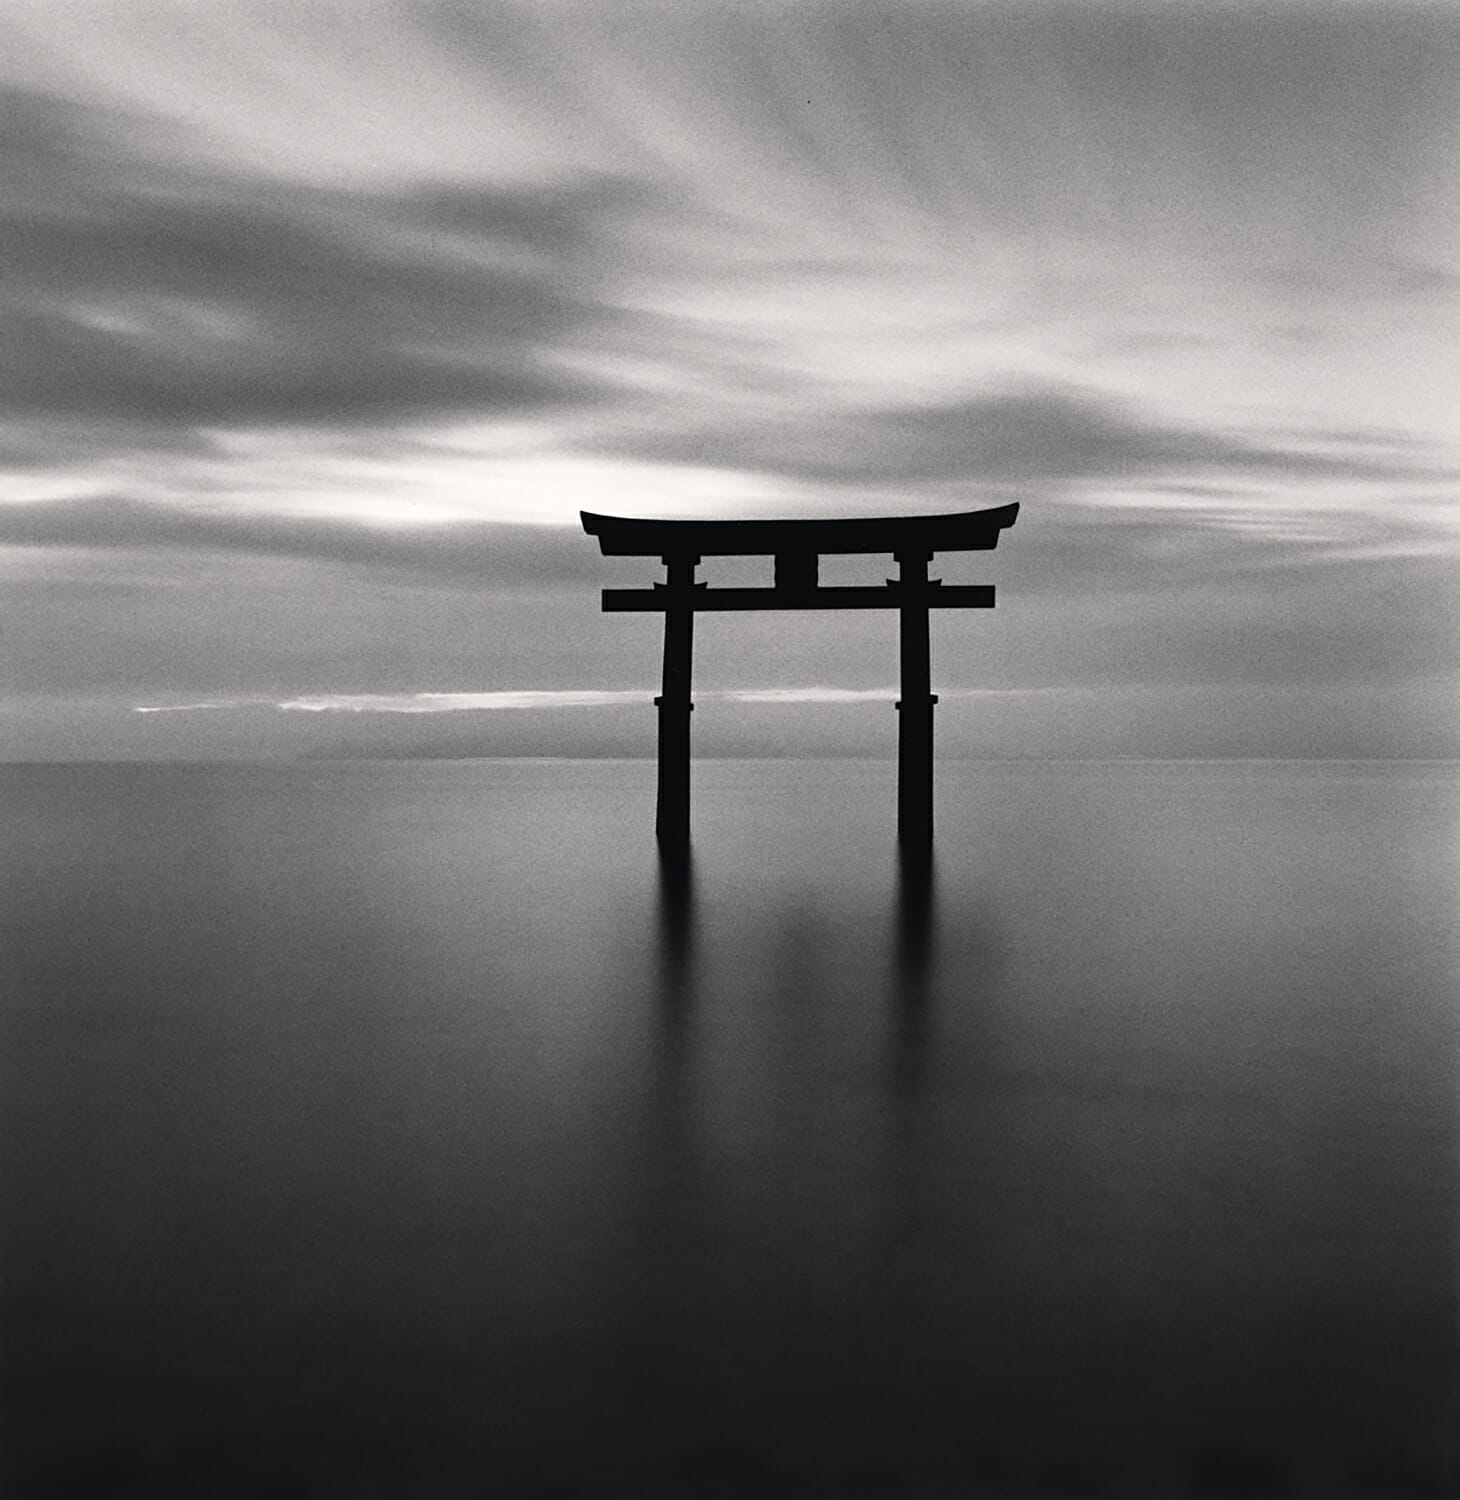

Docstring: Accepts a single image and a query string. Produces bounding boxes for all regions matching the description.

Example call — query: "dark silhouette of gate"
[581,504,1019,847]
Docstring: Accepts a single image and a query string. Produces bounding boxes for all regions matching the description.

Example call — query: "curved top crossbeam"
[581,503,1018,558]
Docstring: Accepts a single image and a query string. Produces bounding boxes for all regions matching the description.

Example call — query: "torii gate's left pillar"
[655,554,697,847]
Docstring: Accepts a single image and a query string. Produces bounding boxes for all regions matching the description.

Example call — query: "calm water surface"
[4,759,1458,1497]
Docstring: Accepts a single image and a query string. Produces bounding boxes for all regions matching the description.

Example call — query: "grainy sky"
[3,0,1457,759]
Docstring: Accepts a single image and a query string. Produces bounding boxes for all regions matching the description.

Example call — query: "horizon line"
[5,755,1457,768]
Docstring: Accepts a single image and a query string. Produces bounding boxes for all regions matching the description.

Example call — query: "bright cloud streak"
[277,691,650,713]
[133,700,254,715]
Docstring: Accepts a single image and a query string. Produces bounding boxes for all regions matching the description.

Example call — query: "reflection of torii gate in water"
[581,504,1019,848]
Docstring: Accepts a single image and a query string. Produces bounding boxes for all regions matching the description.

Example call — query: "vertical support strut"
[655,553,697,847]
[895,550,936,846]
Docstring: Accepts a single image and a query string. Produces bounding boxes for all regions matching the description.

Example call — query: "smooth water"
[3,759,1458,1497]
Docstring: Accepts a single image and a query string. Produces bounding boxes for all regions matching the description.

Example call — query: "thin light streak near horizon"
[132,687,1069,715]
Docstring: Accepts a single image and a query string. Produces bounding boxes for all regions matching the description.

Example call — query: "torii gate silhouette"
[582,503,1019,847]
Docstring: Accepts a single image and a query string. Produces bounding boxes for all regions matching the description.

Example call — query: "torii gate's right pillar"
[896,550,936,847]
[654,553,697,848]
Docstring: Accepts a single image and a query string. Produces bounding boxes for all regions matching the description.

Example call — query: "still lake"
[3,758,1458,1498]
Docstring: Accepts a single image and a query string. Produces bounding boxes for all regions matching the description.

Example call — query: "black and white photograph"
[2,2,1458,1495]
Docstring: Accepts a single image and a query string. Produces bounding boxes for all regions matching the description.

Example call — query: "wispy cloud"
[597,384,1450,493]
[1,88,656,434]
[0,496,610,586]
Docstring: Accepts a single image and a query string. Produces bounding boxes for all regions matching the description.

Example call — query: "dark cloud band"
[2,87,658,429]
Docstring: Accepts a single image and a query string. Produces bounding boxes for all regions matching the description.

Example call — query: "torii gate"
[581,503,1019,847]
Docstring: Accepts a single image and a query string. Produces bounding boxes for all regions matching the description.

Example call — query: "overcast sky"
[2,0,1457,759]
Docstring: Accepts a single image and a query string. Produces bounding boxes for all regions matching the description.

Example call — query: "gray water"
[3,759,1457,1497]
